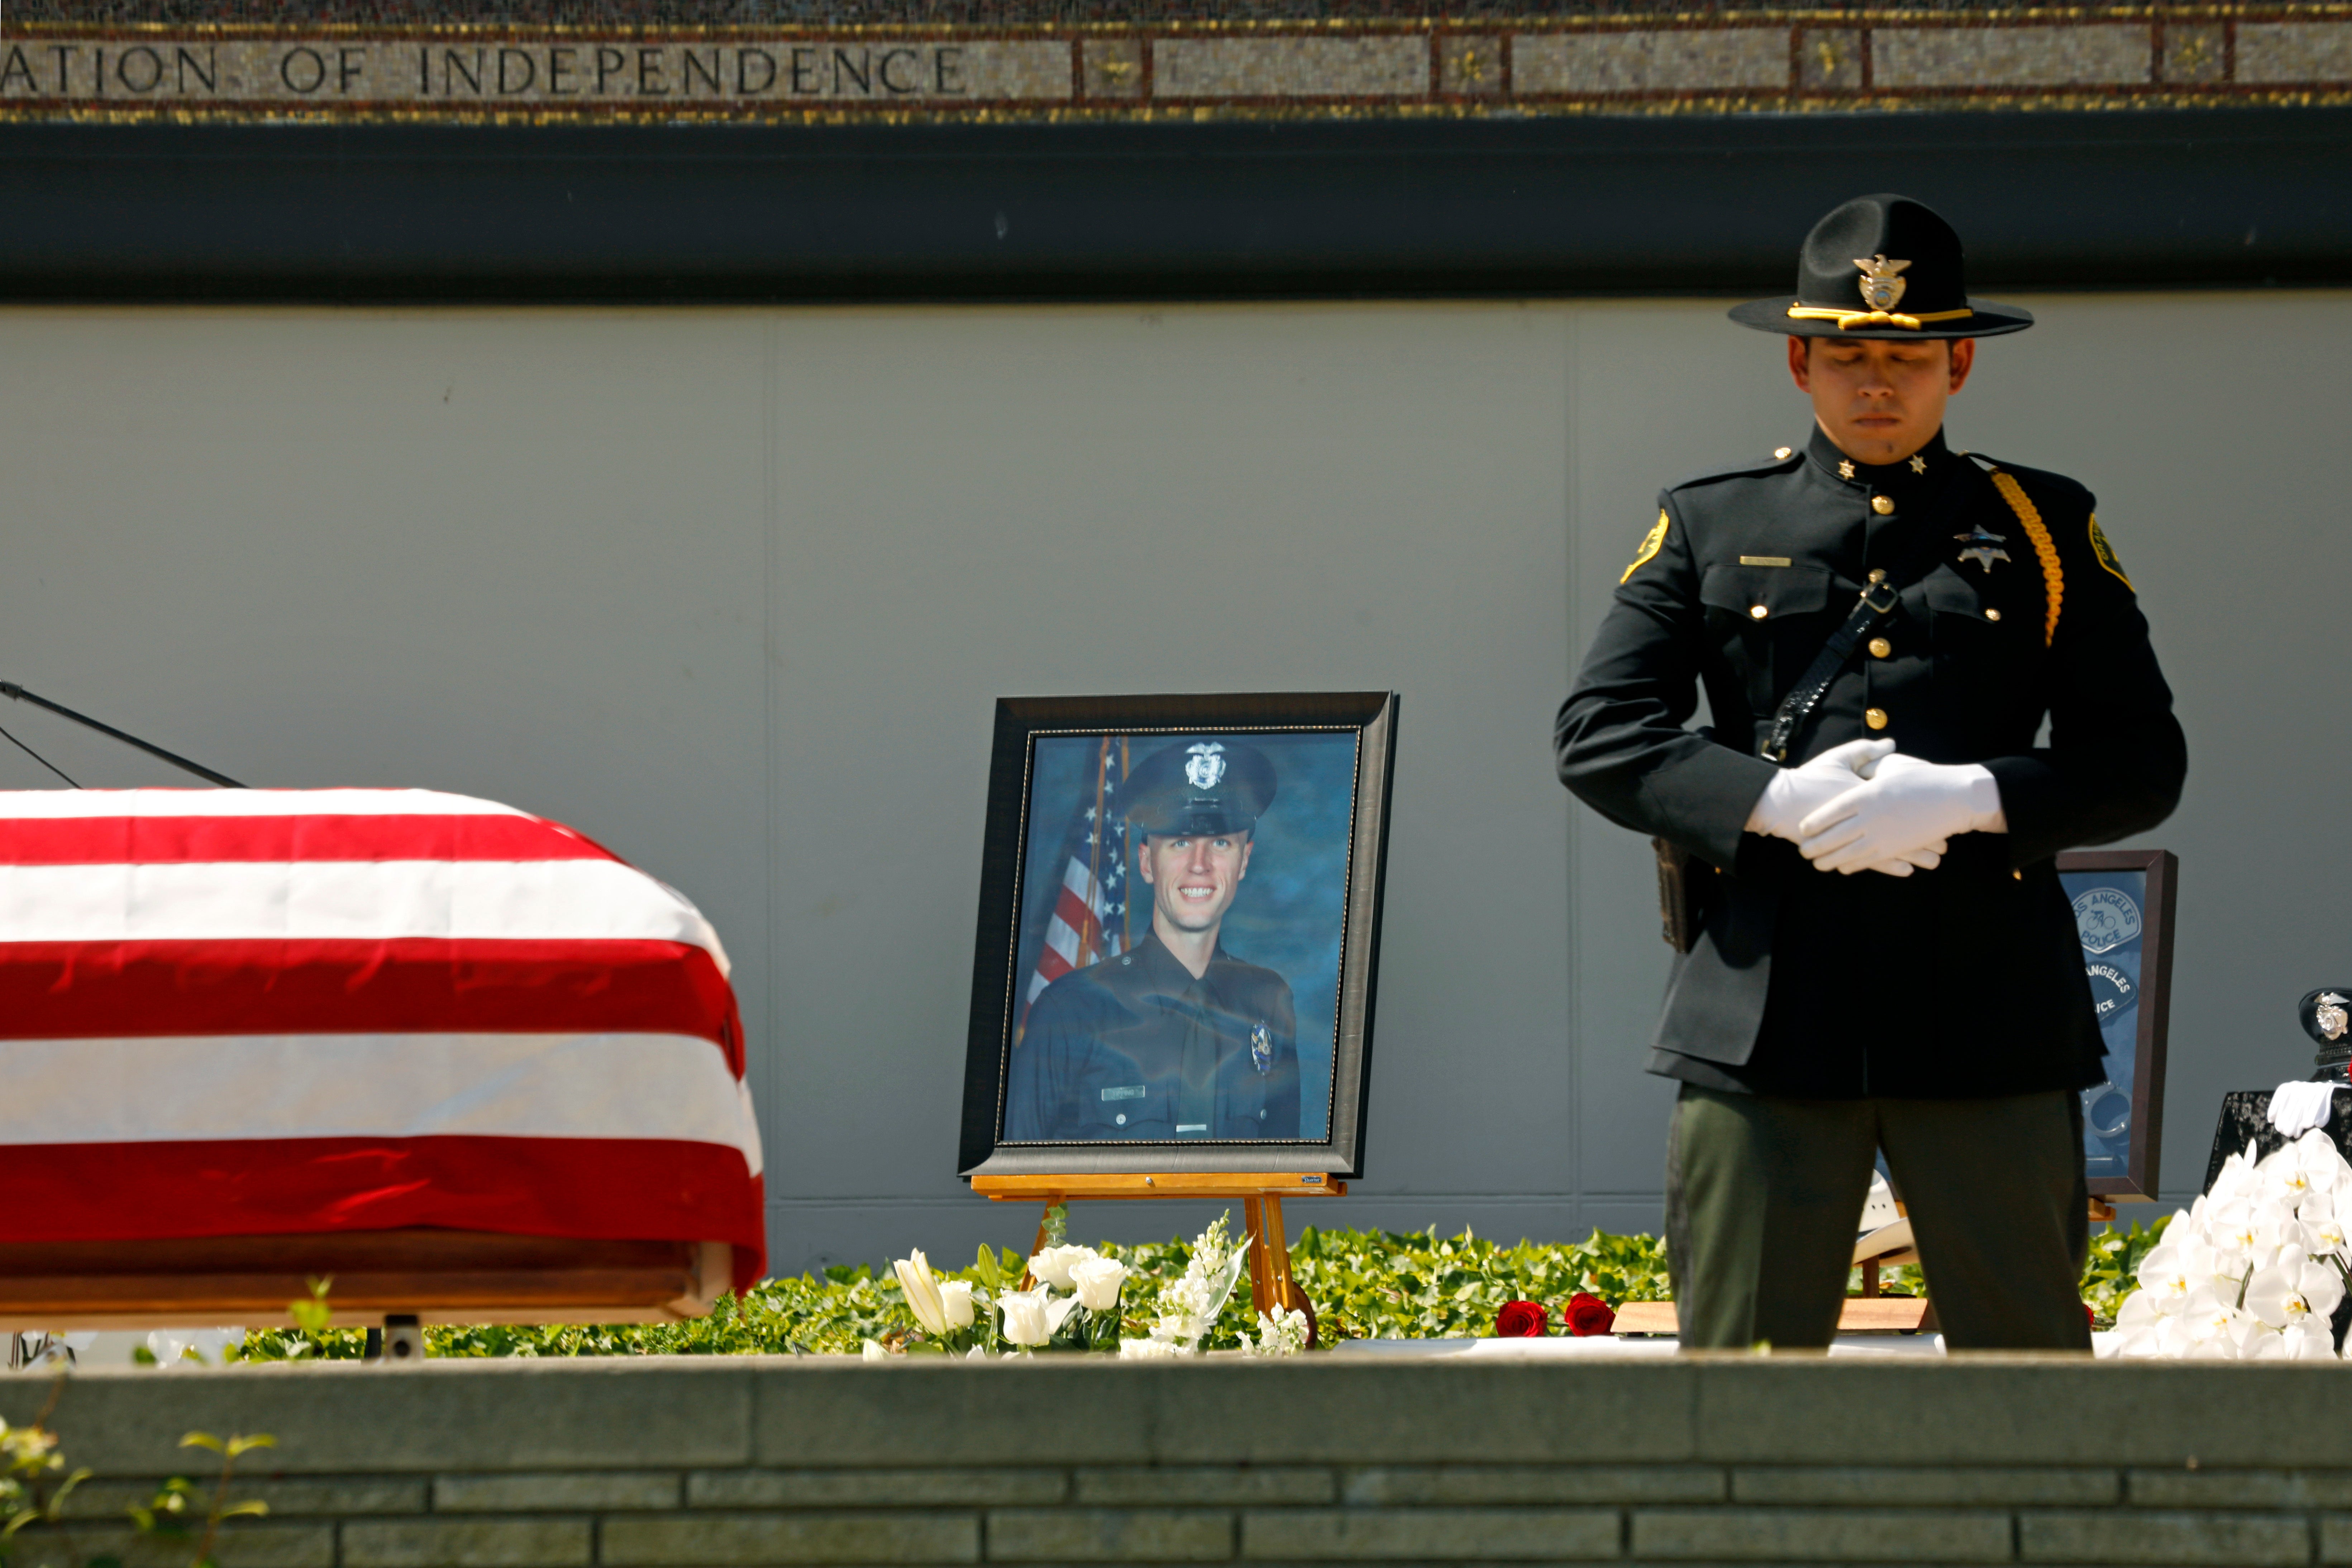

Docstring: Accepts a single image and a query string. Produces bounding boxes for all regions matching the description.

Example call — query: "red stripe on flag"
[0,1137,766,1292]
[0,940,742,1073]
[1035,944,1072,983]
[0,815,619,866]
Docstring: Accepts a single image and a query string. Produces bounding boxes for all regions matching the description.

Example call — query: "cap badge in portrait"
[1251,1021,1273,1074]
[1184,743,1228,791]
[2319,993,2350,1043]
[1856,254,1909,313]
[1953,525,2011,575]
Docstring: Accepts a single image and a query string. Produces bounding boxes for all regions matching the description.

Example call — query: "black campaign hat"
[1123,739,1277,837]
[1729,194,2034,341]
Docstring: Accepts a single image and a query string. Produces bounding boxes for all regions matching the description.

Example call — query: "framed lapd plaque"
[957,692,1398,1181]
[2057,849,2178,1202]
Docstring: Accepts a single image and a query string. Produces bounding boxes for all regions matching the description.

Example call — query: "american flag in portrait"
[1015,737,1133,1041]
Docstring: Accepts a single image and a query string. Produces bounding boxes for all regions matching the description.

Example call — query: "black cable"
[0,723,79,788]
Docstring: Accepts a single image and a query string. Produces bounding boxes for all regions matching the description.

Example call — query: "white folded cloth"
[2268,1079,2342,1136]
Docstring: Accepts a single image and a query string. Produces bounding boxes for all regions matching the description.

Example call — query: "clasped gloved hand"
[1796,750,2008,875]
[1744,739,1940,877]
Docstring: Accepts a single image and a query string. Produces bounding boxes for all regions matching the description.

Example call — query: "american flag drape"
[1014,737,1131,1041]
[0,788,765,1291]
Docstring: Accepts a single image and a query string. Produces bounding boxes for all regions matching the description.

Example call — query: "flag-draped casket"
[0,789,765,1306]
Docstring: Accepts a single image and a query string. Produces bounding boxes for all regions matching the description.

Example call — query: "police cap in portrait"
[1122,739,1278,838]
[1728,193,2035,341]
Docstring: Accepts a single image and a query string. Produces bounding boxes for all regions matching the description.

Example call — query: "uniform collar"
[1805,425,1955,494]
[1131,929,1226,987]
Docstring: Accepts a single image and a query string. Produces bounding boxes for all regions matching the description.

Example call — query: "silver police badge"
[2072,887,2143,955]
[1250,1021,1273,1074]
[1952,525,2011,575]
[1184,743,1227,791]
[1855,254,1910,313]
[2318,993,2350,1043]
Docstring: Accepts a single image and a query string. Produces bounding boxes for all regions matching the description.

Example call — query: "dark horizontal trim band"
[2,107,2348,303]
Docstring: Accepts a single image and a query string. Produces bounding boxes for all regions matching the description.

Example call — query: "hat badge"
[2320,992,2350,1043]
[1183,743,1227,791]
[1855,254,1910,313]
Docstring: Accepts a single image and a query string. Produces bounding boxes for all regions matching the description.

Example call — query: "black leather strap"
[1759,576,1900,762]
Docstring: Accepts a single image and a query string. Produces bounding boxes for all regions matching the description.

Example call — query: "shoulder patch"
[2088,515,2134,591]
[1621,510,1669,584]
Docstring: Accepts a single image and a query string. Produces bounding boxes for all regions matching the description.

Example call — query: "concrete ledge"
[4,1355,2349,1567]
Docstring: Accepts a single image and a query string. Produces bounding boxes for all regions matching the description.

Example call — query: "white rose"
[938,1279,976,1330]
[1069,1257,1127,1311]
[1028,1245,1099,1291]
[999,1287,1053,1347]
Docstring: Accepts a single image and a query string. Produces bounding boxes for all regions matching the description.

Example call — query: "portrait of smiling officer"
[1002,739,1301,1144]
[1555,194,2186,1351]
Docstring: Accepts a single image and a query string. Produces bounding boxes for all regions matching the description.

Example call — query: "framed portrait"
[2057,848,2177,1202]
[958,692,1398,1181]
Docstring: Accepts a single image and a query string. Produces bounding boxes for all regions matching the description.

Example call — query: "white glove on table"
[2270,1080,2342,1137]
[1745,739,1938,877]
[1797,752,2007,875]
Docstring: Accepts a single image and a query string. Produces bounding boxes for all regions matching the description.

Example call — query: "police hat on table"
[1123,739,1277,838]
[1728,194,2034,341]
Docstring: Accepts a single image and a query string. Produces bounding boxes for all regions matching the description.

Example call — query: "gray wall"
[0,296,2335,1275]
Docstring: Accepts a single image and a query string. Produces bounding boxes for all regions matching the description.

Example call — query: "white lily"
[892,1250,951,1338]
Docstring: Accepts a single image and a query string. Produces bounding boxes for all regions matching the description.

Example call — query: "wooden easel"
[969,1171,1345,1343]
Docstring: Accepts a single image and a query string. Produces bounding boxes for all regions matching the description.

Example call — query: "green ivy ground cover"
[232,1217,2171,1361]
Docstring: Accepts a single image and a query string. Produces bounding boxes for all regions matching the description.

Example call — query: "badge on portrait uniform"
[1251,1021,1273,1074]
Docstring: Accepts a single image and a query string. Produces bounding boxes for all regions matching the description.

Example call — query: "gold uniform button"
[1871,495,1895,515]
[1867,637,1892,659]
[1865,707,1889,730]
[1749,604,1769,620]
[1985,607,2003,622]
[1774,447,1793,459]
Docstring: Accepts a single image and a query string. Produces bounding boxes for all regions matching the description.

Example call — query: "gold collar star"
[1909,454,1928,475]
[1838,459,1856,481]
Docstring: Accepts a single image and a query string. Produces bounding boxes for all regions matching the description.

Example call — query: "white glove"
[1797,752,2007,875]
[1746,739,1937,877]
[1745,739,1894,840]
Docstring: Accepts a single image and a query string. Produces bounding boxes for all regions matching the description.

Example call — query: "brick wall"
[6,1357,2350,1567]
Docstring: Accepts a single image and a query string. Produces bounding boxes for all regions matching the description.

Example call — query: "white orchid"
[2270,1131,2343,1204]
[1117,1336,1183,1359]
[2245,1245,2346,1330]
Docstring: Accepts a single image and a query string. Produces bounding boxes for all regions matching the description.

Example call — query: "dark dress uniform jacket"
[1555,428,2186,1098]
[1003,930,1301,1141]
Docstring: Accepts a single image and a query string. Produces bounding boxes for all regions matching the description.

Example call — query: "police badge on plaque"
[2057,850,2178,1202]
[957,691,1399,1183]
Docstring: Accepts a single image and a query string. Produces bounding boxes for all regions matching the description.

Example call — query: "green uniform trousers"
[1665,1086,2093,1352]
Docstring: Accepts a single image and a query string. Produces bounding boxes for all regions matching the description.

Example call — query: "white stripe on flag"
[0,1031,762,1173]
[0,788,529,820]
[1044,912,1080,966]
[1026,972,1050,1004]
[0,860,729,972]
[1061,855,1103,910]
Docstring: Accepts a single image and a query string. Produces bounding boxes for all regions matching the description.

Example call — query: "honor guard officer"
[1003,739,1301,1144]
[1555,195,2186,1351]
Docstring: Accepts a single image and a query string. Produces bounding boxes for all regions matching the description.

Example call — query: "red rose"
[1494,1300,1547,1337]
[1564,1292,1616,1336]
